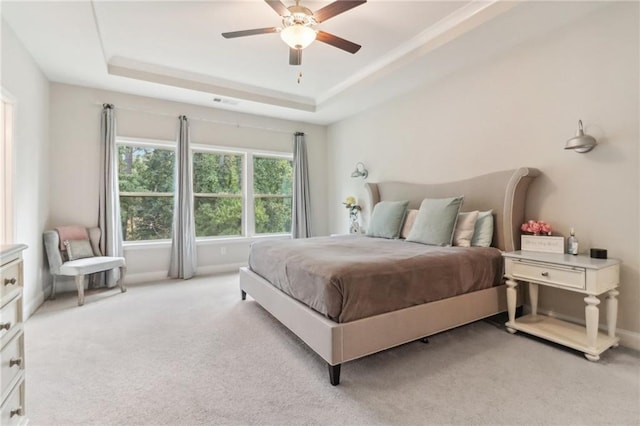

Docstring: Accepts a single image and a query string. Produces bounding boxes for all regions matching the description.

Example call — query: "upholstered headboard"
[364,167,540,252]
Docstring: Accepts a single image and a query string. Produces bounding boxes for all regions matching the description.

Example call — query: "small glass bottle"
[567,228,579,255]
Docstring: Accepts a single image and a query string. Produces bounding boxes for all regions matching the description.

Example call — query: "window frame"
[117,137,293,246]
[251,152,294,237]
[191,146,245,240]
[116,137,177,245]
[191,143,293,241]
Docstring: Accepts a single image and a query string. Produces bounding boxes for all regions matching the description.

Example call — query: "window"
[118,142,175,241]
[117,138,293,242]
[193,151,243,237]
[253,155,293,235]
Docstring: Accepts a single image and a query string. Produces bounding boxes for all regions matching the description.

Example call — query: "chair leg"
[119,265,127,293]
[75,275,86,306]
[50,276,57,300]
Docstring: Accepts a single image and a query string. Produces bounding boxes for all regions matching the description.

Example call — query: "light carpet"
[25,273,640,425]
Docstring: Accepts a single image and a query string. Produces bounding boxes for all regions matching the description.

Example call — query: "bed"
[239,167,539,385]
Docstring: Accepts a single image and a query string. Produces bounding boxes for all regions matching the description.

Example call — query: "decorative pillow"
[453,211,480,247]
[400,209,418,239]
[471,210,494,247]
[366,200,409,239]
[64,239,95,260]
[406,196,464,246]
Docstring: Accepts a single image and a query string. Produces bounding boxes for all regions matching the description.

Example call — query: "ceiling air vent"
[213,97,239,106]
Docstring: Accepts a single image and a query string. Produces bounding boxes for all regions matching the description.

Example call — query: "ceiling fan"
[221,0,367,66]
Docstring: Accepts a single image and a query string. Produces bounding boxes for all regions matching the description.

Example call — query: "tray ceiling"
[1,1,607,124]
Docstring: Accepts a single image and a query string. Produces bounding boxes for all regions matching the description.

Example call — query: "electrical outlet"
[220,247,227,255]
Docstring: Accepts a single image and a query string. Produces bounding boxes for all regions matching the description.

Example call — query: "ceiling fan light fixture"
[280,24,317,49]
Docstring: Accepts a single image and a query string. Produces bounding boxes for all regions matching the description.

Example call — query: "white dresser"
[0,244,27,425]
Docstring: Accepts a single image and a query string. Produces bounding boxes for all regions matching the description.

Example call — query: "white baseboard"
[24,289,46,320]
[197,262,246,275]
[533,307,640,352]
[48,264,247,288]
[124,271,170,285]
[124,263,247,285]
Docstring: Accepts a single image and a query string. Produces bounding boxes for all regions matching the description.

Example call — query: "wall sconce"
[350,162,368,179]
[564,120,597,153]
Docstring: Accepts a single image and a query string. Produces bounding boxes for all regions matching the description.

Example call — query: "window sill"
[123,240,171,250]
[123,234,291,250]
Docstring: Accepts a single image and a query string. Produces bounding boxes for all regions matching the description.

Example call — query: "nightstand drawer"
[512,260,585,290]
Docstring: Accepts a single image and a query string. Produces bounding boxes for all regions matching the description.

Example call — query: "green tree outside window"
[118,145,174,241]
[118,142,293,241]
[193,152,243,237]
[254,156,292,234]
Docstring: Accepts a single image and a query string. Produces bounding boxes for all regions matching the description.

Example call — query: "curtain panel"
[168,115,198,279]
[98,103,124,287]
[291,132,311,238]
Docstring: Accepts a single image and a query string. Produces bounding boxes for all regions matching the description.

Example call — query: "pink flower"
[521,220,553,235]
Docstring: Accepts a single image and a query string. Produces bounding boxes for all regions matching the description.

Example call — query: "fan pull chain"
[297,71,303,84]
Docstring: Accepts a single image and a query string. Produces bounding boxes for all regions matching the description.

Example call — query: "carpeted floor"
[25,273,640,425]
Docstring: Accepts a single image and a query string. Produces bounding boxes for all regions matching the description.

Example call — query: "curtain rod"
[93,102,303,135]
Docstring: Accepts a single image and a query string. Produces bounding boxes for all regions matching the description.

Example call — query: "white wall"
[49,83,328,286]
[327,3,639,344]
[1,20,51,318]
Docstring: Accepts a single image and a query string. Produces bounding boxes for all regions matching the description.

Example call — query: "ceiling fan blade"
[265,0,290,16]
[289,48,302,66]
[222,27,279,38]
[316,31,361,54]
[313,0,366,23]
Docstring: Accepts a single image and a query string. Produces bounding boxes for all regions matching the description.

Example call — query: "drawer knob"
[10,407,23,417]
[4,277,17,286]
[541,272,549,277]
[0,322,10,330]
[9,357,22,368]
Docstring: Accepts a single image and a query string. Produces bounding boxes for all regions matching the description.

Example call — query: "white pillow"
[453,211,480,247]
[400,209,418,239]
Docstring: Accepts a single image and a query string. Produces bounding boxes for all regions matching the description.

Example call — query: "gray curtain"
[168,115,197,279]
[291,132,311,238]
[98,104,123,287]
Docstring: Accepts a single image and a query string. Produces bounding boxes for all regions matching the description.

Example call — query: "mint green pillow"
[471,210,494,247]
[366,200,409,239]
[406,197,464,246]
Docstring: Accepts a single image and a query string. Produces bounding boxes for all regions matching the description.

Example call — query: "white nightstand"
[503,250,621,361]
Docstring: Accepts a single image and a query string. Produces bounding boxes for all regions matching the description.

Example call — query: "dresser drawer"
[0,260,22,300]
[0,297,20,340]
[0,331,24,399]
[512,260,586,290]
[0,377,25,426]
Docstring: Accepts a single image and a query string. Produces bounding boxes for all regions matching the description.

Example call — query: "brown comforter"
[248,235,503,323]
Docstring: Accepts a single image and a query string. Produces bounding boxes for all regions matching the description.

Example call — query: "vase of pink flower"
[520,220,564,253]
[521,220,552,236]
